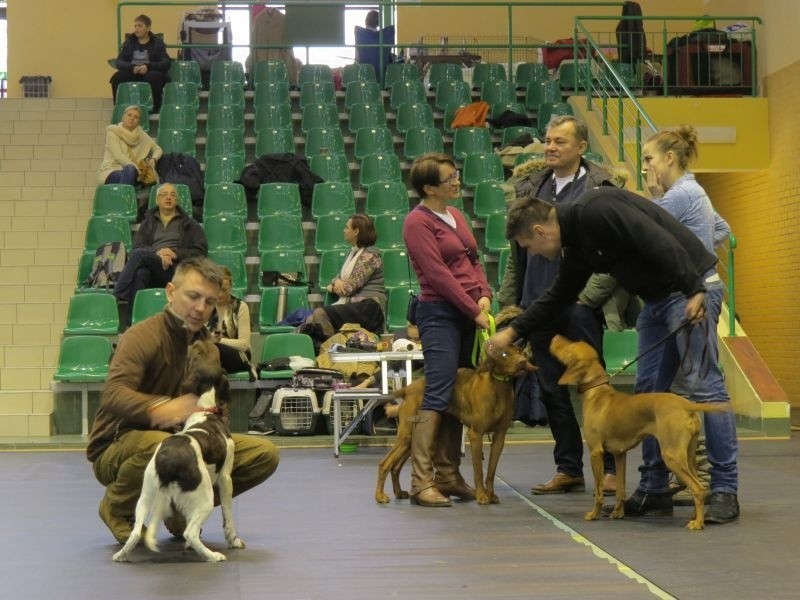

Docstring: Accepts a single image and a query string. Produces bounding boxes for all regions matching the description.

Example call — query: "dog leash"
[471,312,496,367]
[607,320,693,379]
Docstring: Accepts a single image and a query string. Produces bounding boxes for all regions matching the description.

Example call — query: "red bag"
[450,101,490,129]
[542,38,588,69]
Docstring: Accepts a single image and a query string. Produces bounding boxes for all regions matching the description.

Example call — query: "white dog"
[113,342,244,562]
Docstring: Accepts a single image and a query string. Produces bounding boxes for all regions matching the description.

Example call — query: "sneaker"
[247,421,275,435]
[621,490,673,516]
[704,492,740,524]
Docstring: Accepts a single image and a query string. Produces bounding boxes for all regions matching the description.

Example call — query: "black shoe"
[247,421,275,435]
[621,490,673,516]
[704,492,740,524]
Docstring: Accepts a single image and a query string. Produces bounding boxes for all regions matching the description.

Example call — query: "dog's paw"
[375,493,391,503]
[584,510,601,521]
[489,494,500,504]
[111,551,129,562]
[476,493,491,505]
[206,551,227,562]
[229,537,245,549]
[686,520,705,531]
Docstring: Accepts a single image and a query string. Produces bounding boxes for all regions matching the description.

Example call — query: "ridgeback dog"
[550,334,730,530]
[375,343,536,505]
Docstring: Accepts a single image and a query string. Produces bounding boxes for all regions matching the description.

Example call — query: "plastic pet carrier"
[269,387,321,435]
[321,390,365,436]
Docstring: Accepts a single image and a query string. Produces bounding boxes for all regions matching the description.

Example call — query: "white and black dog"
[113,340,244,562]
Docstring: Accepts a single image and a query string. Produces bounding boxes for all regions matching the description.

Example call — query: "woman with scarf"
[97,104,162,187]
[208,266,257,379]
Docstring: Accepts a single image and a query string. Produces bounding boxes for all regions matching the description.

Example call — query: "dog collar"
[492,373,512,383]
[578,376,610,393]
[195,406,222,415]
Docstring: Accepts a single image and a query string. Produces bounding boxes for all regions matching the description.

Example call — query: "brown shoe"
[98,496,133,544]
[531,472,585,495]
[602,473,617,496]
[436,480,476,501]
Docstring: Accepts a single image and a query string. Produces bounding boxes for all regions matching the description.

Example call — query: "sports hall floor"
[0,426,797,600]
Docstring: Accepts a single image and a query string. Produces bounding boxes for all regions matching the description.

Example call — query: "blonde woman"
[97,104,162,186]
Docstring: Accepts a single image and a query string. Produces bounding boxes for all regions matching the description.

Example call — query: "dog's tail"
[688,401,732,415]
[384,403,400,419]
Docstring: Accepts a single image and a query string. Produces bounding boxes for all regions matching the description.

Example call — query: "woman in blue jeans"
[403,153,493,507]
[630,125,740,524]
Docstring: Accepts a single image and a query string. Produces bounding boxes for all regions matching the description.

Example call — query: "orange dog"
[550,335,729,530]
[375,344,535,505]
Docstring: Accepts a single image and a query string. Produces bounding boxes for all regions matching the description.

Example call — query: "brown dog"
[550,335,729,530]
[375,344,536,505]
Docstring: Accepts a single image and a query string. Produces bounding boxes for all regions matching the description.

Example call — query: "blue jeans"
[416,300,476,412]
[634,281,739,494]
[528,303,612,476]
[105,164,138,186]
[113,247,175,305]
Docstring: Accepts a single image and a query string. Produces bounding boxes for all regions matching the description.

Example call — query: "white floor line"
[495,475,677,600]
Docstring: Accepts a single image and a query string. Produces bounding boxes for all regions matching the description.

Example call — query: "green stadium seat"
[344,80,382,110]
[384,62,419,90]
[131,288,168,324]
[301,102,340,133]
[208,250,248,298]
[252,59,289,85]
[257,182,302,218]
[53,335,112,382]
[434,79,471,112]
[148,183,193,214]
[314,214,350,252]
[304,126,345,157]
[381,248,415,288]
[603,329,639,375]
[258,250,308,292]
[395,102,435,134]
[385,286,418,331]
[254,80,291,107]
[373,213,405,249]
[158,103,198,133]
[169,60,202,86]
[317,249,349,287]
[342,63,377,87]
[158,128,196,156]
[254,102,292,132]
[209,60,246,87]
[258,288,312,335]
[537,101,574,132]
[63,294,119,335]
[203,214,247,252]
[299,80,335,108]
[205,127,244,159]
[428,62,463,90]
[480,79,515,106]
[115,81,154,111]
[203,183,247,219]
[403,126,444,162]
[208,82,245,108]
[311,181,355,219]
[354,126,394,161]
[389,79,426,110]
[256,127,295,155]
[473,181,507,219]
[258,332,315,378]
[584,151,605,164]
[162,81,200,111]
[472,63,507,89]
[347,102,387,134]
[497,246,510,288]
[75,253,105,294]
[462,153,504,188]
[442,102,467,134]
[111,104,150,131]
[92,184,137,222]
[525,79,561,110]
[452,126,492,160]
[206,103,245,131]
[258,214,305,252]
[359,153,402,188]
[309,153,350,183]
[483,213,508,253]
[558,59,593,91]
[514,62,550,89]
[204,155,245,185]
[83,215,132,252]
[298,64,334,86]
[365,181,409,217]
[500,125,539,146]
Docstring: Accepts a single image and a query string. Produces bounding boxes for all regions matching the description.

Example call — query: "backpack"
[83,242,127,290]
[155,153,205,206]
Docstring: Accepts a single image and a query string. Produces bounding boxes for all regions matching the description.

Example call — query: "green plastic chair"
[210,60,246,88]
[537,101,574,132]
[389,79,426,110]
[489,102,530,132]
[500,125,539,146]
[92,184,137,222]
[205,127,244,160]
[309,153,351,183]
[162,81,200,111]
[148,183,193,214]
[395,102,435,134]
[514,152,544,167]
[359,153,402,188]
[204,155,245,185]
[342,63,377,87]
[131,288,168,324]
[254,102,292,132]
[111,104,150,132]
[497,246,510,288]
[354,126,395,161]
[208,82,245,108]
[347,102,387,134]
[258,214,305,252]
[63,293,119,335]
[483,213,508,253]
[344,80,382,111]
[169,60,202,86]
[385,286,418,332]
[257,182,302,218]
[473,181,507,219]
[525,79,561,111]
[311,182,355,219]
[442,103,467,134]
[462,153,504,188]
[382,248,415,289]
[480,79,515,106]
[299,80,335,108]
[83,215,132,252]
[384,62,419,90]
[158,103,198,134]
[314,214,350,252]
[403,126,443,162]
[373,213,405,249]
[301,102,340,133]
[254,80,291,107]
[365,181,409,217]
[252,60,289,85]
[208,250,248,298]
[53,335,112,382]
[258,289,311,335]
[75,253,106,294]
[203,214,247,252]
[428,62,464,90]
[304,126,345,157]
[256,127,295,155]
[258,333,315,378]
[434,79,471,111]
[606,61,638,89]
[514,62,550,89]
[603,329,639,375]
[206,103,245,131]
[258,250,308,292]
[298,64,334,87]
[203,183,247,219]
[452,126,492,160]
[318,249,349,286]
[558,59,593,91]
[472,63,507,89]
[158,128,196,156]
[115,81,154,112]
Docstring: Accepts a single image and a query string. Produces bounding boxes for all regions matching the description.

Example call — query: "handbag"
[406,293,419,326]
[136,159,158,186]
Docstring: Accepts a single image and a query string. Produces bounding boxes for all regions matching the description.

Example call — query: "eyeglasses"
[439,170,460,185]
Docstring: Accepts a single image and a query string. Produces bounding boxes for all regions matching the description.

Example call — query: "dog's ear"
[217,373,231,406]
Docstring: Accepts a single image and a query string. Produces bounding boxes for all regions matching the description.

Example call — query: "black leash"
[607,320,694,379]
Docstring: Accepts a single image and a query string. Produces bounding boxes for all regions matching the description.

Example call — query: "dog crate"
[20,75,52,98]
[269,387,321,435]
[321,390,364,436]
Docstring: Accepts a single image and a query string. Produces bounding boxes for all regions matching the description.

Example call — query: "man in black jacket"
[114,183,207,328]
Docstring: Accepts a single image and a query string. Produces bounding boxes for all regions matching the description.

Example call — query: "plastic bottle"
[275,286,287,323]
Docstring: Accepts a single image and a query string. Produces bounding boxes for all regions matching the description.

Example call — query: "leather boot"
[434,413,475,501]
[409,410,451,507]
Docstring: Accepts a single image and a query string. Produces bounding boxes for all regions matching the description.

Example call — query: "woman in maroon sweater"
[403,153,493,507]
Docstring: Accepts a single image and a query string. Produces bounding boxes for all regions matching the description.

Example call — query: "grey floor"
[1,434,797,600]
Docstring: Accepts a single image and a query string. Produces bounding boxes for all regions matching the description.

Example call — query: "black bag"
[260,270,312,288]
[292,368,344,390]
[406,293,419,326]
[155,152,205,206]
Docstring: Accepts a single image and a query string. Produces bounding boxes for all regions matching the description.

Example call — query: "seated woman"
[305,214,386,337]
[97,104,162,186]
[208,266,256,378]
